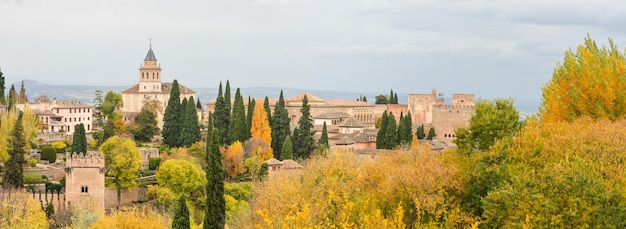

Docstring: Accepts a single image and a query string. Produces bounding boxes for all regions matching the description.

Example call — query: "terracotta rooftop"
[121,82,196,94]
[338,116,365,128]
[286,93,326,104]
[264,158,283,166]
[281,159,303,169]
[315,112,350,119]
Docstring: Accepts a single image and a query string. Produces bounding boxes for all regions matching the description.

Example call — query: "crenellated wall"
[65,151,105,211]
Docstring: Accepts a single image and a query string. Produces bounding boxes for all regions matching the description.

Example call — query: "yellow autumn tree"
[540,34,626,122]
[223,141,245,179]
[0,106,38,162]
[250,102,273,160]
[90,206,171,229]
[0,191,48,228]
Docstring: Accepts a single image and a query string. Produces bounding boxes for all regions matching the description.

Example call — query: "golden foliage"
[0,191,48,229]
[0,107,38,162]
[224,141,245,179]
[89,206,171,229]
[246,148,475,228]
[540,35,626,122]
[250,102,272,155]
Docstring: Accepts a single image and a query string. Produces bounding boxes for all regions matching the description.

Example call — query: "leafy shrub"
[148,158,161,170]
[138,170,156,177]
[29,159,37,167]
[41,146,57,163]
[23,173,46,184]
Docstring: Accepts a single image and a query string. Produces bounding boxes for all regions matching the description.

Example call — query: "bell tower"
[139,42,162,93]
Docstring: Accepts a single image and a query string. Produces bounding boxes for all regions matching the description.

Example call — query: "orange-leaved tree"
[223,141,245,179]
[540,34,626,122]
[250,102,273,160]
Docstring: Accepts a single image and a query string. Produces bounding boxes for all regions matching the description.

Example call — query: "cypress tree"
[3,114,26,189]
[293,95,314,159]
[271,91,290,159]
[385,112,399,149]
[245,97,255,139]
[163,80,182,147]
[204,128,225,229]
[172,195,191,229]
[196,98,202,110]
[280,135,293,160]
[376,111,389,149]
[263,96,271,122]
[394,93,399,104]
[8,84,16,111]
[0,67,5,105]
[214,83,231,146]
[397,112,405,145]
[416,124,426,139]
[181,96,201,147]
[362,95,367,102]
[229,88,247,143]
[388,89,394,104]
[18,80,27,104]
[319,121,329,148]
[224,80,231,111]
[400,112,413,145]
[427,127,437,140]
[71,123,87,156]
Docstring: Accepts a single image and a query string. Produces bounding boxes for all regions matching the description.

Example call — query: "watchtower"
[65,151,105,211]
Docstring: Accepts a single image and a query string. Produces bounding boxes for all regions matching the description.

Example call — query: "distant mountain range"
[15,79,539,114]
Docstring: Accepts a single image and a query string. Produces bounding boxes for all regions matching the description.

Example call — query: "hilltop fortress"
[207,88,475,147]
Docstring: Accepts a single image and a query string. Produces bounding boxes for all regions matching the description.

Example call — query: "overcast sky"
[1,0,625,110]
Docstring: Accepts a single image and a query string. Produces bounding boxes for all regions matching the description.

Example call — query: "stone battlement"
[433,104,475,109]
[66,151,104,168]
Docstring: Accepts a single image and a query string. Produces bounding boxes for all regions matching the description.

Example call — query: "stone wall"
[431,105,475,144]
[104,186,148,208]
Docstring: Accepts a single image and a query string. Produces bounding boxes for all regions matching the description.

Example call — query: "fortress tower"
[65,151,105,211]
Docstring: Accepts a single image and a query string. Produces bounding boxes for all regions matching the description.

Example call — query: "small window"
[81,186,89,193]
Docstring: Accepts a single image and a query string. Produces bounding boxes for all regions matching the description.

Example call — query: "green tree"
[427,127,436,140]
[319,121,329,149]
[18,80,27,104]
[196,98,202,110]
[389,89,395,104]
[540,35,626,122]
[7,84,16,110]
[93,90,104,129]
[384,112,399,149]
[214,82,231,146]
[245,97,255,140]
[271,90,291,159]
[280,135,293,160]
[163,80,182,147]
[101,91,123,119]
[224,80,231,111]
[229,88,247,144]
[204,129,225,229]
[131,108,157,142]
[376,111,389,149]
[100,136,141,209]
[156,159,205,200]
[0,67,5,105]
[172,195,191,229]
[375,94,388,104]
[181,96,201,147]
[416,124,425,139]
[263,96,271,122]
[362,95,367,102]
[454,98,521,154]
[292,95,314,159]
[398,112,413,145]
[71,123,87,156]
[2,114,26,189]
[40,146,56,163]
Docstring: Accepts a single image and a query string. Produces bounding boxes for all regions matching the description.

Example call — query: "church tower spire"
[139,42,162,93]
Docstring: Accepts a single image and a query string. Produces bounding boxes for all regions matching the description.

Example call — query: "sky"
[1,0,626,111]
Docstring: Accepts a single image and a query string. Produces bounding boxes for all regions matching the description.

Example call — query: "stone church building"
[121,45,196,129]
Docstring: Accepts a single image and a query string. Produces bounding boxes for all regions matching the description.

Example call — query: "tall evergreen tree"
[427,127,436,140]
[229,88,247,143]
[196,98,202,109]
[214,83,231,146]
[0,67,5,105]
[319,121,329,148]
[376,111,389,149]
[204,128,225,229]
[280,135,293,160]
[181,96,201,147]
[71,123,87,156]
[172,195,191,229]
[245,97,255,139]
[224,80,231,111]
[163,80,182,147]
[263,96,271,122]
[7,84,16,110]
[293,95,314,159]
[2,114,26,189]
[388,89,394,104]
[271,91,291,159]
[416,124,426,139]
[399,111,413,145]
[385,112,399,149]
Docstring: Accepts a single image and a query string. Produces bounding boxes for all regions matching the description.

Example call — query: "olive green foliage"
[41,146,57,163]
[156,159,206,200]
[292,95,314,159]
[426,127,436,140]
[280,136,293,160]
[163,80,182,147]
[416,124,425,139]
[271,90,290,160]
[71,123,87,156]
[172,195,191,229]
[214,82,231,146]
[149,157,161,170]
[375,94,388,104]
[3,114,26,189]
[318,122,329,149]
[204,128,225,228]
[131,108,157,142]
